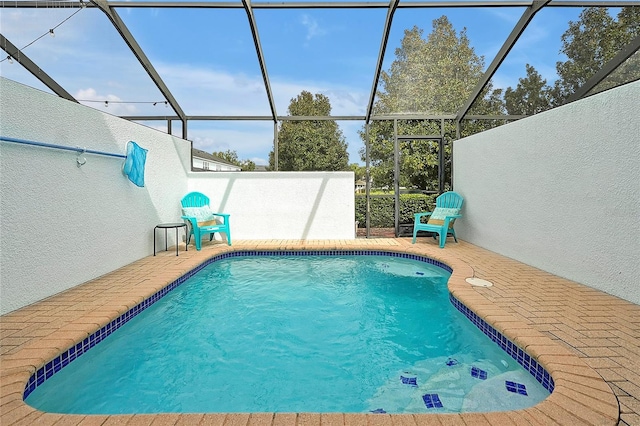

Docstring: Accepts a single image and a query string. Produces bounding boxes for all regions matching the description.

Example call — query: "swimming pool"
[24,251,553,414]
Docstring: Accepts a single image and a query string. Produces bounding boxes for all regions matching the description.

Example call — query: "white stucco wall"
[0,78,192,315]
[0,78,356,315]
[188,171,356,240]
[453,81,640,305]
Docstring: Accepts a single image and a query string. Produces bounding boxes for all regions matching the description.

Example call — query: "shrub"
[355,193,436,228]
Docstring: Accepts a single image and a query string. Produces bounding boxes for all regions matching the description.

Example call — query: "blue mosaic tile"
[450,294,554,395]
[446,358,458,366]
[370,408,386,414]
[506,381,528,395]
[422,394,443,409]
[400,376,417,386]
[471,366,487,380]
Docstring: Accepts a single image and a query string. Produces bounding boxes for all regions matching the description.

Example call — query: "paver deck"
[1,238,639,425]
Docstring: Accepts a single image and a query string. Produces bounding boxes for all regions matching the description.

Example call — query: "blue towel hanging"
[122,141,148,187]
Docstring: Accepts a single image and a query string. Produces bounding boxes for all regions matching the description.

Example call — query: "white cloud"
[150,61,370,164]
[270,77,368,116]
[486,8,522,25]
[300,14,327,41]
[54,57,369,164]
[320,89,367,116]
[74,88,139,116]
[189,125,274,166]
[156,62,271,116]
[3,11,370,165]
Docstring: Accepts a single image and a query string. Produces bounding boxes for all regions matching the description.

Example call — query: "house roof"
[192,148,239,168]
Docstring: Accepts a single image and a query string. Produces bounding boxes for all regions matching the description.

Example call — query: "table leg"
[153,227,157,256]
[165,228,168,251]
[175,227,179,256]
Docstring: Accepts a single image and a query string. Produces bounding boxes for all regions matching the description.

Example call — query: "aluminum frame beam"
[455,0,551,122]
[396,135,442,140]
[120,113,526,121]
[0,34,78,103]
[242,0,278,122]
[3,0,636,131]
[365,0,400,123]
[103,1,531,8]
[91,0,187,128]
[9,1,639,8]
[566,33,640,103]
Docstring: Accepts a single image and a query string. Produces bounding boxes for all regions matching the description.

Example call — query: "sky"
[0,2,603,166]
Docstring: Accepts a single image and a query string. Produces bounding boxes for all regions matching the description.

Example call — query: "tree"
[375,21,488,115]
[349,163,367,181]
[212,149,256,171]
[361,17,504,190]
[504,64,553,115]
[552,6,640,105]
[269,91,349,171]
[504,7,639,114]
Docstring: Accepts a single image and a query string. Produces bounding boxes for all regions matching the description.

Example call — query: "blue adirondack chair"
[180,192,231,250]
[412,191,463,248]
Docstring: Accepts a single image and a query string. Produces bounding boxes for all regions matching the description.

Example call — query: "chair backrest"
[181,192,210,208]
[435,191,464,210]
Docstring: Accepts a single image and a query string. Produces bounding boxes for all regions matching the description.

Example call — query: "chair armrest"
[180,216,198,233]
[182,213,229,221]
[414,212,433,220]
[442,214,461,228]
[210,213,230,220]
[181,215,198,224]
[183,213,229,227]
[209,213,229,225]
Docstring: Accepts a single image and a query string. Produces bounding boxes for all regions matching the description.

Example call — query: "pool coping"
[0,240,621,425]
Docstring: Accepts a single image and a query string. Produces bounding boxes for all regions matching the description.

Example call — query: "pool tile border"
[23,249,552,407]
[450,294,554,393]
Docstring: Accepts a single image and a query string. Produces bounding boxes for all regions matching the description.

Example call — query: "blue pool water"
[26,254,549,414]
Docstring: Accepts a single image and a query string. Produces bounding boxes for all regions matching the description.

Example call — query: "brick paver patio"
[1,238,638,425]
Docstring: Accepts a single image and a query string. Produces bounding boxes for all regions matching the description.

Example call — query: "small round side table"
[154,223,188,256]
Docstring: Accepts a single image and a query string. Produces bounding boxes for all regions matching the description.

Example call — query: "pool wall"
[23,250,553,404]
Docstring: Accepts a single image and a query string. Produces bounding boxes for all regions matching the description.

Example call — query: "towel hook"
[76,147,87,167]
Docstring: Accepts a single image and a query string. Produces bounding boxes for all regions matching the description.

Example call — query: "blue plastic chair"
[412,191,463,248]
[180,192,231,250]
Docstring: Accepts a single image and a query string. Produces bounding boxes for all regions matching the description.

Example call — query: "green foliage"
[349,163,367,181]
[355,196,394,228]
[571,6,640,96]
[355,193,436,228]
[504,64,553,115]
[398,194,437,224]
[553,7,622,104]
[506,7,640,110]
[375,20,495,115]
[212,149,256,171]
[360,17,504,190]
[214,149,240,164]
[241,160,256,171]
[269,91,349,171]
